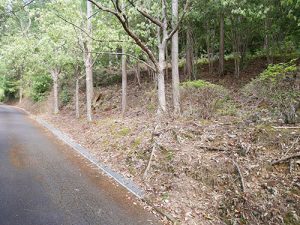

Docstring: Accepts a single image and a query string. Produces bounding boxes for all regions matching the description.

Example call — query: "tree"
[85,0,94,121]
[172,0,180,114]
[87,0,189,113]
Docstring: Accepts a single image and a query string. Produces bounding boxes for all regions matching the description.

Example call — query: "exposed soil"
[18,58,300,225]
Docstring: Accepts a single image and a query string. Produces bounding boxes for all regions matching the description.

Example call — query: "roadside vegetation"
[0,0,300,224]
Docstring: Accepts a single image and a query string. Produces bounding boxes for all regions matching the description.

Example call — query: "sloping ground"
[19,60,300,225]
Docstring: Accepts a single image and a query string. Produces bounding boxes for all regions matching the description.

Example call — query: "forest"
[0,0,300,224]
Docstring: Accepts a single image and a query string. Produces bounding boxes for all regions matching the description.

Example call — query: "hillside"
[19,58,300,225]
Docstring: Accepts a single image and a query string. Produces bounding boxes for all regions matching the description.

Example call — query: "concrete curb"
[35,118,145,199]
[11,106,145,199]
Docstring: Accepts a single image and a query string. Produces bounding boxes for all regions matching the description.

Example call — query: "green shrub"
[59,87,71,105]
[31,74,52,102]
[0,88,4,102]
[181,80,236,119]
[0,76,19,100]
[181,80,214,89]
[243,60,300,123]
[258,60,297,82]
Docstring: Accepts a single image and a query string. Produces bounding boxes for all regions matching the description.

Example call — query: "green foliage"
[118,127,131,136]
[0,75,19,100]
[258,60,297,82]
[59,87,71,106]
[181,80,214,89]
[181,80,236,119]
[243,60,300,123]
[0,88,4,102]
[30,74,52,102]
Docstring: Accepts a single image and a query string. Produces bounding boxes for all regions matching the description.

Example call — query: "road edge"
[11,105,145,199]
[11,105,179,224]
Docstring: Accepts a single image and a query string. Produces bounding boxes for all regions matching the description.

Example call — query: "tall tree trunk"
[121,47,127,115]
[156,0,168,114]
[75,78,80,118]
[165,46,169,81]
[19,79,23,104]
[185,28,194,80]
[219,13,225,76]
[85,0,93,121]
[206,22,214,74]
[75,66,81,119]
[51,68,60,114]
[19,86,23,104]
[172,0,180,114]
[232,17,241,78]
[158,42,167,113]
[264,19,273,65]
[135,62,141,87]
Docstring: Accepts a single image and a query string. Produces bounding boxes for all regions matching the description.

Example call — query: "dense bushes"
[0,88,4,102]
[243,60,300,123]
[59,87,72,106]
[181,80,237,119]
[30,74,52,102]
[0,75,19,100]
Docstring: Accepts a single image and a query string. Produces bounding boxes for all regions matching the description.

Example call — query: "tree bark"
[75,78,80,118]
[50,68,60,114]
[135,62,141,87]
[264,18,273,65]
[172,0,180,114]
[158,42,167,113]
[206,22,214,74]
[231,17,241,78]
[85,0,93,121]
[19,85,23,104]
[121,47,127,115]
[219,13,225,76]
[185,28,194,80]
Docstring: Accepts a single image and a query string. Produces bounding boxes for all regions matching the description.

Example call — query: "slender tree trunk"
[53,78,58,114]
[232,17,241,78]
[264,19,273,65]
[19,84,23,104]
[172,0,180,114]
[76,78,80,118]
[135,62,141,87]
[121,47,127,115]
[158,42,167,113]
[206,22,213,74]
[185,28,194,80]
[51,69,60,114]
[219,13,225,76]
[85,0,93,121]
[165,46,169,81]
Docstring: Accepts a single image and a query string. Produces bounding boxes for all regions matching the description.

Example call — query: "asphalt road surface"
[0,105,160,225]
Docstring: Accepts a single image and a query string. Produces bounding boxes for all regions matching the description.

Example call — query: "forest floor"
[19,58,300,225]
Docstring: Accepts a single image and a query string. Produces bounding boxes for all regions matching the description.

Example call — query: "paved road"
[0,105,160,225]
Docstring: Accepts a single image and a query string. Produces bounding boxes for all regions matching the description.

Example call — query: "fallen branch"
[272,126,300,129]
[198,145,226,152]
[231,159,245,192]
[143,125,159,179]
[271,153,300,165]
[143,142,157,179]
[143,198,179,224]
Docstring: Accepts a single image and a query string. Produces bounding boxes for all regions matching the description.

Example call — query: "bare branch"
[88,0,118,16]
[87,51,155,71]
[88,0,158,69]
[55,13,130,43]
[167,0,190,40]
[127,0,163,28]
[272,153,300,165]
[231,159,245,192]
